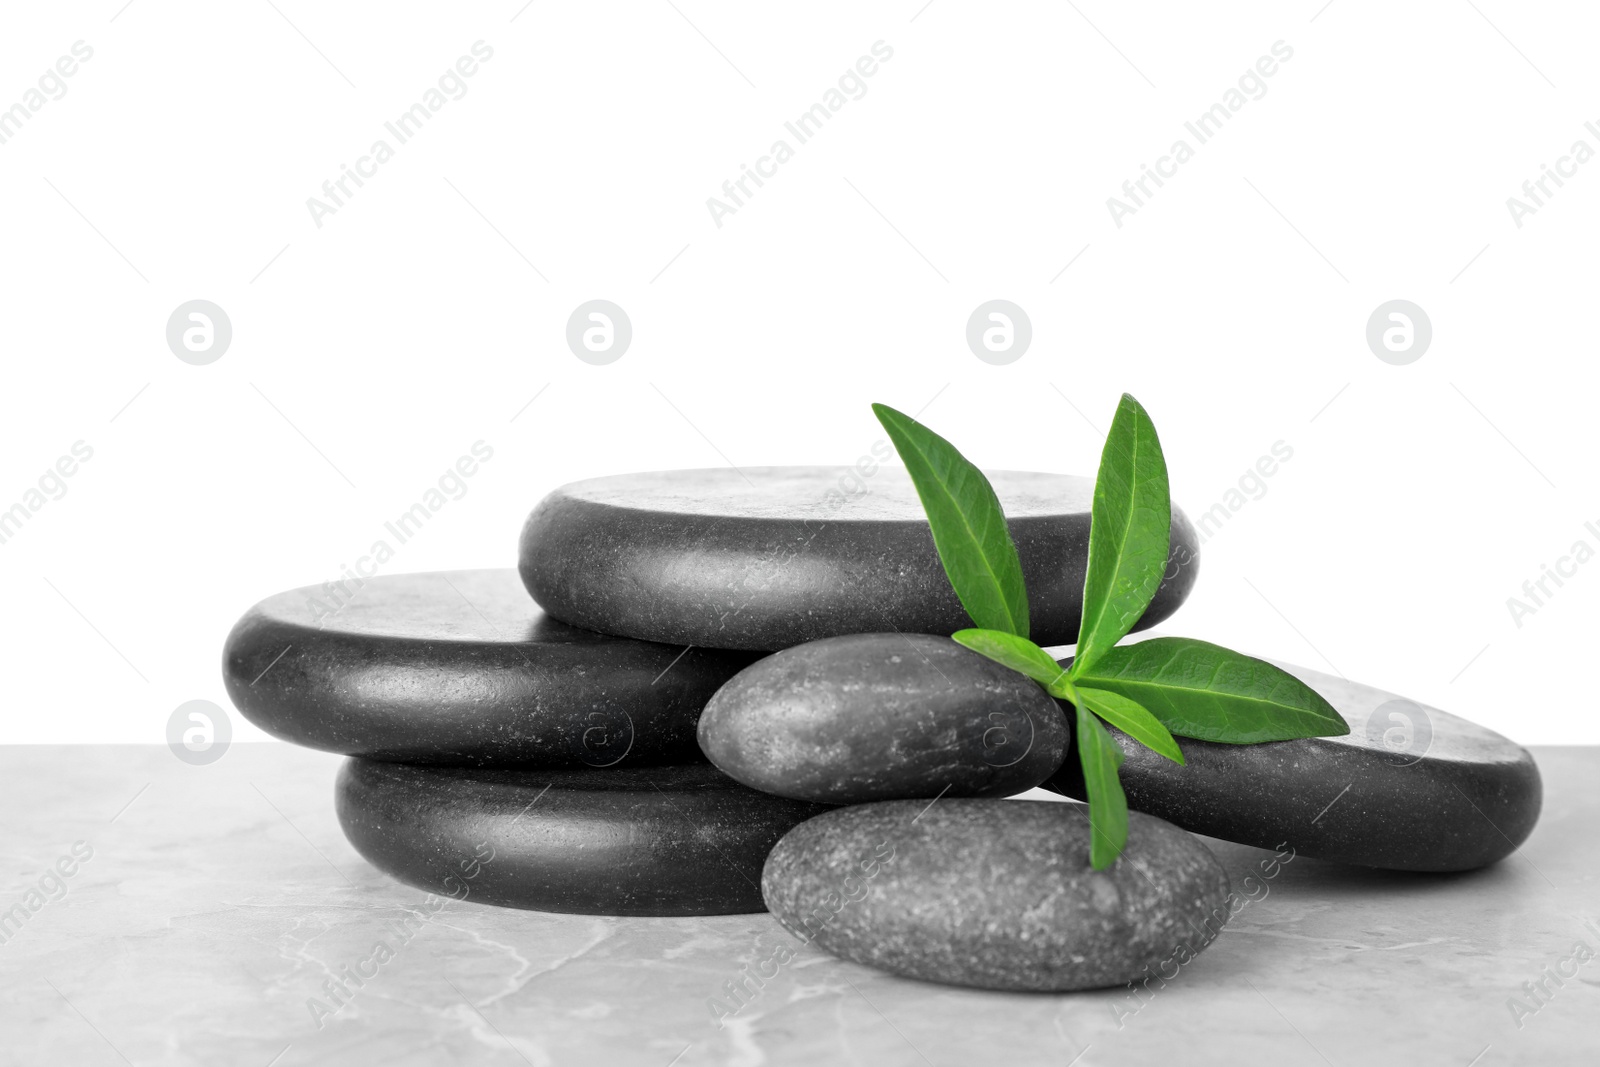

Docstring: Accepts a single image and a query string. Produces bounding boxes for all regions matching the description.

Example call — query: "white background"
[1,1,1595,744]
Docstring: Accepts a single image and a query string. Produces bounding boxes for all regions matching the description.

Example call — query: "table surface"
[1,744,1595,1067]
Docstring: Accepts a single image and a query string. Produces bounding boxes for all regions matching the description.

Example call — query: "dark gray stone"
[761,799,1231,991]
[1045,658,1542,872]
[698,633,1068,804]
[518,467,1200,650]
[223,569,759,769]
[337,759,830,916]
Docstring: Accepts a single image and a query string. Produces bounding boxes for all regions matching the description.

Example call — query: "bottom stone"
[336,759,830,916]
[761,799,1232,991]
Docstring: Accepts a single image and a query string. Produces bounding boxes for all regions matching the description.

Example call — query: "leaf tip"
[1306,686,1351,737]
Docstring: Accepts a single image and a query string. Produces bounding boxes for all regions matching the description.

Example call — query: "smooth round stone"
[762,799,1231,991]
[1045,658,1542,872]
[518,467,1200,650]
[698,633,1068,804]
[337,758,830,916]
[222,569,759,769]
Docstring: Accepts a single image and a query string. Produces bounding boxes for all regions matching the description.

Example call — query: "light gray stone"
[761,799,1232,991]
[698,633,1068,804]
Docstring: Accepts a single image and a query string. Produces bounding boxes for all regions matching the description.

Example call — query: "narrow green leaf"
[951,628,1066,690]
[1072,637,1351,743]
[1076,704,1128,870]
[1071,393,1172,675]
[873,403,1030,637]
[1076,687,1186,765]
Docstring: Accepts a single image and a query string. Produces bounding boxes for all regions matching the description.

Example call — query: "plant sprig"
[874,394,1348,870]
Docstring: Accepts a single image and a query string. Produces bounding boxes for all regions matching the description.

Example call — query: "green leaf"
[1071,637,1351,743]
[1076,687,1186,765]
[1076,704,1128,870]
[1071,393,1172,675]
[951,628,1066,690]
[873,403,1030,637]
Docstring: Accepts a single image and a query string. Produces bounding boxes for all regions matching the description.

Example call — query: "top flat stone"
[519,467,1200,651]
[559,467,1097,519]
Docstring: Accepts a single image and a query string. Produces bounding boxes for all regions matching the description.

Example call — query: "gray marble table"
[1,744,1594,1066]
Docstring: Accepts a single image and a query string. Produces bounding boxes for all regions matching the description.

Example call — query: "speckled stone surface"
[698,633,1068,804]
[3,743,1595,1066]
[518,467,1201,650]
[335,759,829,916]
[222,569,758,769]
[760,800,1230,991]
[1045,655,1542,872]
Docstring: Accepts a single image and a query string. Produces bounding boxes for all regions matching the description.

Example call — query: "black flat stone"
[519,467,1200,651]
[336,758,831,915]
[699,633,1068,804]
[1044,657,1542,872]
[222,569,759,769]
